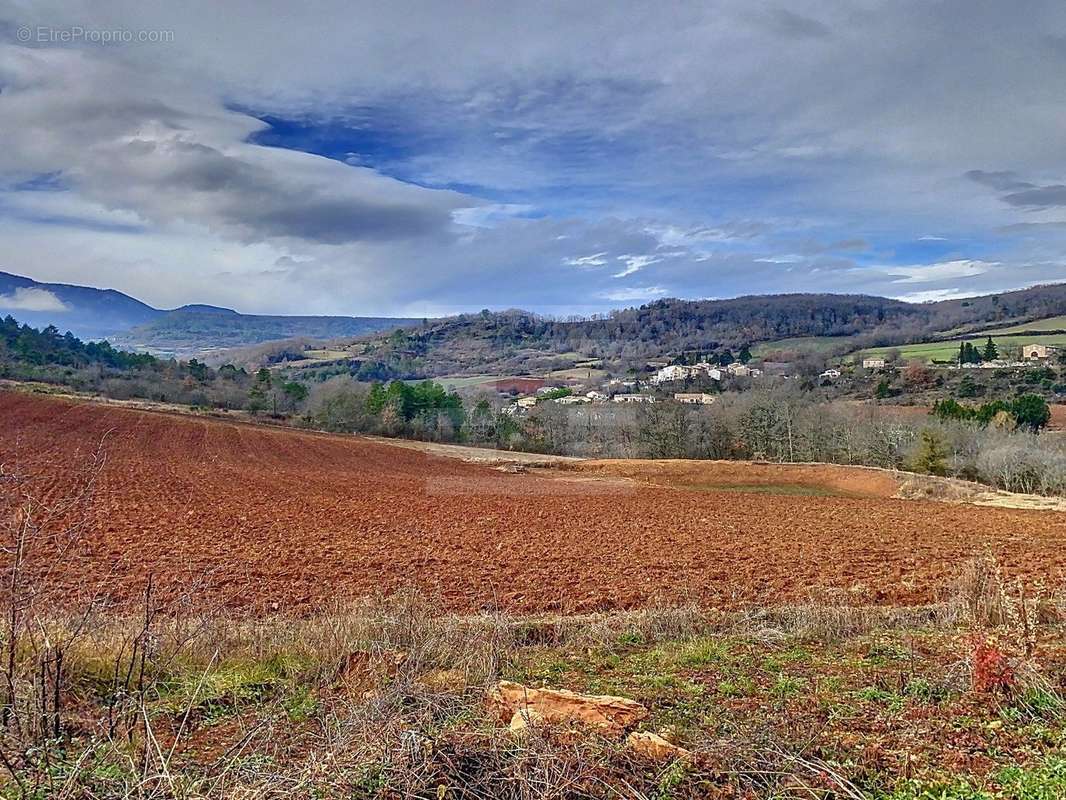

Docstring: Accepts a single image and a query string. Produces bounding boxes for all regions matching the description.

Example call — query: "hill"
[109,309,421,358]
[0,271,418,356]
[0,271,161,338]
[317,284,1066,379]
[7,268,1066,369]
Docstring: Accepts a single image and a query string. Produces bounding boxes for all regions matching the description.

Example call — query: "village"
[500,341,1062,414]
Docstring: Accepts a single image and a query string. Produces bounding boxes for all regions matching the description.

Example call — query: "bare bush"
[0,443,107,793]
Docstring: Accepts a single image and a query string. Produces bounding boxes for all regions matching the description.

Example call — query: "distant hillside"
[0,271,417,357]
[6,268,1066,370]
[0,271,161,338]
[334,284,1066,378]
[111,309,421,358]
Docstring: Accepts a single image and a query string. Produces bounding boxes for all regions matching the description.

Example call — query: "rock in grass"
[625,731,692,762]
[508,707,544,735]
[487,680,648,736]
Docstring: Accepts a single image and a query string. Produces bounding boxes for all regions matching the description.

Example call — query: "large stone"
[508,707,544,735]
[626,731,692,762]
[487,680,648,735]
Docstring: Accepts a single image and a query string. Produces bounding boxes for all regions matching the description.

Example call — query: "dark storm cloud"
[967,170,1066,209]
[1001,185,1066,209]
[765,9,833,39]
[965,170,1035,192]
[0,46,473,250]
[110,138,457,242]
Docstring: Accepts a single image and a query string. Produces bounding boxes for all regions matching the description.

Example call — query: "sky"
[1,1,1065,318]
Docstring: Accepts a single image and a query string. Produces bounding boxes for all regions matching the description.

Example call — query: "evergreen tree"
[1011,394,1051,432]
[958,341,982,364]
[913,430,948,476]
[247,381,267,414]
[957,373,978,398]
[982,337,998,362]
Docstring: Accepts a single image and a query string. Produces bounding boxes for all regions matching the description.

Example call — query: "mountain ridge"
[326,283,1066,379]
[5,269,1066,368]
[0,271,418,356]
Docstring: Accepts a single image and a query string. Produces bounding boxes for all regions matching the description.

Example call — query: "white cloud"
[755,254,806,264]
[892,287,977,303]
[451,203,536,228]
[564,252,610,268]
[884,259,996,284]
[598,286,668,302]
[613,254,660,278]
[0,287,70,312]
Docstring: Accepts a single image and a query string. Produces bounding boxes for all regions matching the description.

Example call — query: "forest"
[338,283,1066,379]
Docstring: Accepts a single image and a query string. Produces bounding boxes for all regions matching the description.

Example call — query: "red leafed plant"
[971,635,1016,695]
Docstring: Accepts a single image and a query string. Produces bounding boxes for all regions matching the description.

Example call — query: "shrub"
[970,636,1016,695]
[912,430,948,476]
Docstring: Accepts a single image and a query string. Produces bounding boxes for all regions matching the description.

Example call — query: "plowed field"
[4,391,1065,614]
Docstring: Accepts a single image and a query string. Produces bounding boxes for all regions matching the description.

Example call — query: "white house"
[673,392,716,405]
[516,396,538,409]
[651,361,729,384]
[585,390,608,402]
[612,394,656,403]
[650,364,689,385]
[1022,343,1059,361]
[862,358,886,369]
[820,368,842,379]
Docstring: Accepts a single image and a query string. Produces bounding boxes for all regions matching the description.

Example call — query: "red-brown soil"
[4,391,1065,615]
[1049,402,1066,430]
[572,459,904,498]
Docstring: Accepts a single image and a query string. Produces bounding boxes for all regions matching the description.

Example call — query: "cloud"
[451,204,536,228]
[763,9,832,40]
[598,286,668,302]
[997,221,1066,233]
[0,46,475,246]
[1,2,1066,314]
[964,170,1034,192]
[884,260,995,284]
[564,252,610,268]
[893,287,978,303]
[967,169,1066,210]
[613,254,660,277]
[1001,185,1066,209]
[0,287,70,312]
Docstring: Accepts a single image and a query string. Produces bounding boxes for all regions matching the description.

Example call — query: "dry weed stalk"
[950,555,1064,709]
[0,441,110,795]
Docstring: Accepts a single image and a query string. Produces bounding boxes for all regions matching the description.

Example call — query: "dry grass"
[0,558,1062,798]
